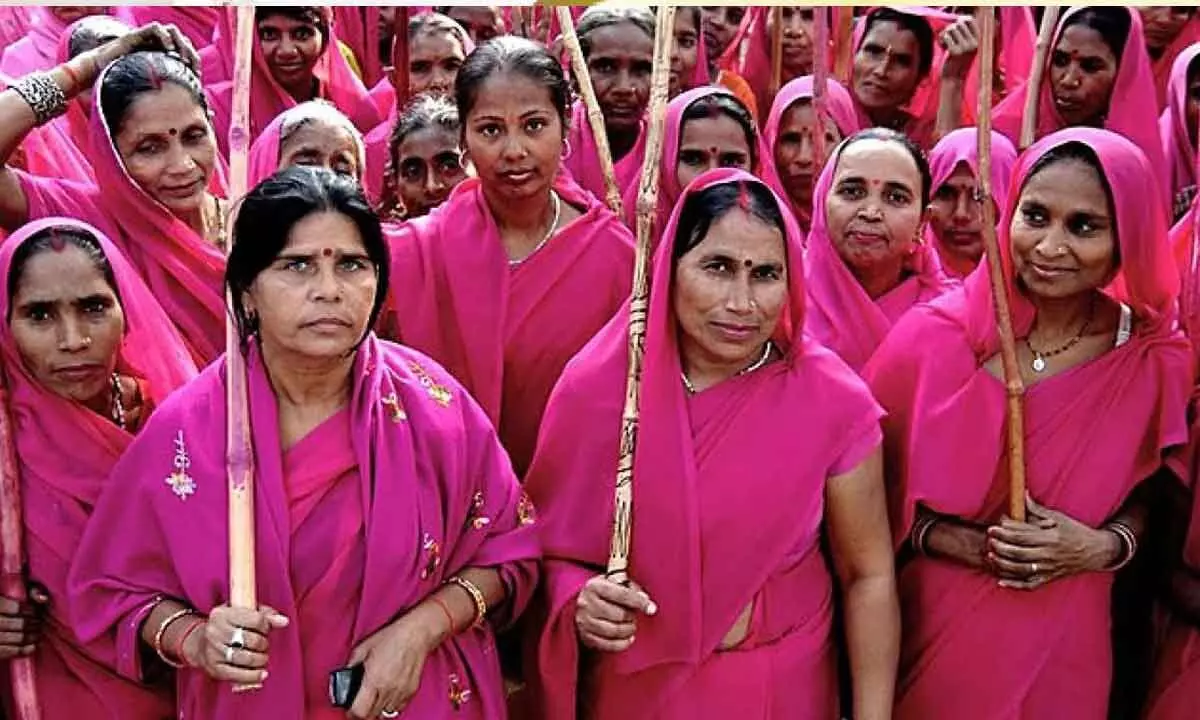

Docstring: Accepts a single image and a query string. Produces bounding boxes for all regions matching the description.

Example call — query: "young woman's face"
[676,113,753,192]
[768,7,817,79]
[1139,7,1195,52]
[258,13,324,90]
[669,10,701,98]
[1049,24,1119,127]
[929,162,989,272]
[585,21,653,133]
[700,6,746,58]
[395,126,467,217]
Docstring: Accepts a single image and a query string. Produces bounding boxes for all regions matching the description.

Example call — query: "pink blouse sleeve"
[16,169,103,221]
[830,419,883,477]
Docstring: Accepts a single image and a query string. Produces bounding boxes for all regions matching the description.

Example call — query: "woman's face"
[463,72,564,205]
[825,139,926,275]
[114,84,217,218]
[585,21,653,133]
[929,162,988,271]
[395,126,467,217]
[676,113,753,193]
[258,13,325,90]
[773,100,841,219]
[407,31,466,99]
[243,211,378,361]
[1010,158,1117,301]
[674,206,788,372]
[278,119,360,179]
[768,7,816,78]
[1049,24,1119,127]
[10,244,124,407]
[669,11,701,99]
[445,6,504,45]
[852,20,925,113]
[700,6,746,59]
[1139,7,1195,52]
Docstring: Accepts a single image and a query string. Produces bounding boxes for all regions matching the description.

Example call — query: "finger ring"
[381,711,400,719]
[230,627,246,650]
[1030,563,1039,575]
[224,644,235,664]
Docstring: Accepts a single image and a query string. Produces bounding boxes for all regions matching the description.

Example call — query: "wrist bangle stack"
[11,72,68,125]
[1105,522,1138,572]
[447,576,487,629]
[911,514,939,557]
[153,608,195,669]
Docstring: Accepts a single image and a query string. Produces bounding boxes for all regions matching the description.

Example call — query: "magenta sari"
[1160,43,1200,213]
[68,336,539,718]
[864,128,1191,720]
[1153,15,1200,110]
[128,6,218,50]
[562,100,646,207]
[0,218,195,718]
[333,6,385,88]
[1,8,74,78]
[382,176,634,477]
[246,101,366,189]
[526,168,882,719]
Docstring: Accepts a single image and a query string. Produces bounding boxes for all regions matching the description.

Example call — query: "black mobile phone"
[329,664,365,709]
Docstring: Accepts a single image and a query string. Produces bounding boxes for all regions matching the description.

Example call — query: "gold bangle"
[447,576,487,629]
[153,608,195,669]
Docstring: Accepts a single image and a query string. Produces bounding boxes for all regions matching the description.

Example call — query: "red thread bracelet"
[171,618,205,667]
[60,63,81,90]
[431,597,456,637]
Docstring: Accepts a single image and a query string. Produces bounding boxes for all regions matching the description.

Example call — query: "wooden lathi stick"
[832,6,855,84]
[769,6,784,100]
[975,6,1027,522]
[813,7,830,165]
[1020,6,1061,151]
[606,5,676,585]
[557,6,624,216]
[226,1,260,693]
[0,375,38,719]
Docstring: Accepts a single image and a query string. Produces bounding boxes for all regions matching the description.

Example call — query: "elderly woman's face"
[278,119,361,179]
[243,211,378,361]
[586,21,654,133]
[9,244,125,407]
[1010,158,1117,301]
[673,206,788,371]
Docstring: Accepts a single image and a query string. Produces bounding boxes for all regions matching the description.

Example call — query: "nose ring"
[82,337,93,347]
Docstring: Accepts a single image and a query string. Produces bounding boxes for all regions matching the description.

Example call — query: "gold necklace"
[682,342,774,395]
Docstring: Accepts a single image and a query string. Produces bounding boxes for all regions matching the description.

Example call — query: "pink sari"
[993,8,1169,213]
[1153,15,1200,110]
[925,127,1018,278]
[334,6,385,88]
[247,102,367,189]
[128,6,219,49]
[804,137,956,373]
[863,128,1191,720]
[962,7,1037,124]
[525,168,882,719]
[562,100,646,207]
[382,175,635,477]
[68,336,539,718]
[0,218,195,718]
[0,8,72,78]
[0,7,30,53]
[15,60,228,366]
[1160,43,1200,213]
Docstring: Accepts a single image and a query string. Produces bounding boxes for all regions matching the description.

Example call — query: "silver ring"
[230,627,246,650]
[224,644,235,664]
[1030,562,1039,576]
[381,711,400,719]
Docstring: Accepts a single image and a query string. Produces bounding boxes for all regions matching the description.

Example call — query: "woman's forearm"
[921,511,989,572]
[841,573,900,720]
[409,567,507,649]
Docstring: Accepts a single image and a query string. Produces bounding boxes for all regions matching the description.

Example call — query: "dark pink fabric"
[562,100,646,206]
[1,8,72,77]
[1153,15,1200,110]
[68,336,540,718]
[525,168,881,719]
[863,128,1191,719]
[129,6,219,49]
[1160,43,1200,208]
[962,7,1037,124]
[1,217,194,718]
[333,6,385,87]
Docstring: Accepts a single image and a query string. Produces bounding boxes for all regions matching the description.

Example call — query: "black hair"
[1189,52,1200,87]
[226,166,390,349]
[67,16,127,60]
[576,7,655,58]
[861,7,936,77]
[1061,7,1131,64]
[673,180,788,261]
[7,227,119,321]
[1024,141,1119,254]
[99,51,207,138]
[455,36,571,131]
[255,6,328,33]
[680,93,760,169]
[379,95,462,218]
[839,127,933,206]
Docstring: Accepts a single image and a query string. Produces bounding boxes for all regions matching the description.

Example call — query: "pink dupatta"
[1,218,195,718]
[128,6,219,49]
[68,336,539,719]
[526,168,882,719]
[863,128,1190,719]
[1153,15,1200,110]
[333,6,385,88]
[0,8,72,78]
[804,136,956,372]
[247,101,367,189]
[562,100,646,206]
[1160,43,1200,211]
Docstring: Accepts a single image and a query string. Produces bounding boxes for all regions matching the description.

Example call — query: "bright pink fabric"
[334,6,385,88]
[15,60,229,366]
[128,6,219,49]
[1,8,73,78]
[925,127,1019,278]
[563,100,646,206]
[962,7,1037,124]
[0,7,30,52]
[525,168,882,719]
[246,101,366,189]
[993,7,1169,213]
[803,136,956,372]
[68,336,540,718]
[382,175,635,477]
[0,217,195,718]
[198,8,236,86]
[1153,15,1200,110]
[1160,43,1200,209]
[863,128,1191,719]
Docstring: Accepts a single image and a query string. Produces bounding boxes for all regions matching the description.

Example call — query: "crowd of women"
[0,3,1199,719]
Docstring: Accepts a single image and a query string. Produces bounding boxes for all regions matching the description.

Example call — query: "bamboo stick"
[557,6,624,216]
[606,5,675,585]
[226,1,260,693]
[833,6,855,85]
[1020,6,1061,151]
[813,7,830,167]
[975,7,1027,522]
[0,373,38,719]
[769,6,784,101]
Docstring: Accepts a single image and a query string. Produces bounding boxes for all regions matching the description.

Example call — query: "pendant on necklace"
[1031,354,1047,373]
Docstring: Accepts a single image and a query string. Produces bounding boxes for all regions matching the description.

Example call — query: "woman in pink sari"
[667,7,709,100]
[68,167,539,720]
[1141,7,1200,110]
[864,128,1191,720]
[374,95,468,221]
[248,100,366,189]
[0,27,228,366]
[0,7,111,78]
[207,7,381,159]
[1160,43,1200,223]
[764,75,861,232]
[382,38,635,478]
[0,217,195,718]
[526,168,899,719]
[805,128,955,373]
[926,127,1018,278]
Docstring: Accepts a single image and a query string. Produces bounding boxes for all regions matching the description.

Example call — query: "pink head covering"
[0,7,75,77]
[128,6,219,49]
[1153,13,1200,109]
[247,101,366,189]
[1160,43,1200,209]
[804,131,956,371]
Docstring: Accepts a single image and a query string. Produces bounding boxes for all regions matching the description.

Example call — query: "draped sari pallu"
[381,175,635,478]
[1152,15,1200,111]
[1159,43,1200,216]
[68,337,539,718]
[562,100,646,208]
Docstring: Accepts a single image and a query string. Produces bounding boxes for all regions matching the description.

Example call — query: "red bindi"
[321,247,334,258]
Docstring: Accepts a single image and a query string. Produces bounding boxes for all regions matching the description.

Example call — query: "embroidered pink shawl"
[1160,43,1200,208]
[925,127,1018,277]
[68,336,540,718]
[247,101,366,189]
[803,136,956,372]
[16,59,229,366]
[525,168,882,719]
[1,218,195,717]
[863,128,1191,719]
[128,6,219,49]
[382,175,635,477]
